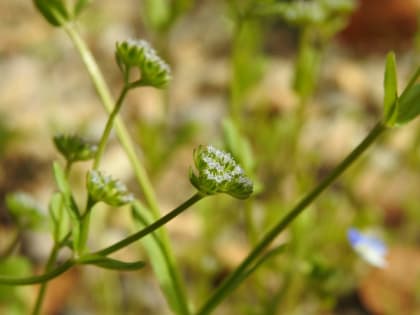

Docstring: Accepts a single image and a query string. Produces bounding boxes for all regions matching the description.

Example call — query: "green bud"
[86,170,134,207]
[189,145,253,199]
[115,39,171,88]
[53,134,98,163]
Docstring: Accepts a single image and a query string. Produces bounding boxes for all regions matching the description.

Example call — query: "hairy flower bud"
[115,39,171,88]
[54,134,97,163]
[189,145,253,199]
[87,170,134,207]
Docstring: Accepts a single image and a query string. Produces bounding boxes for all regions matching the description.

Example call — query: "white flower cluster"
[87,170,133,207]
[115,39,171,88]
[202,145,247,185]
[190,145,253,199]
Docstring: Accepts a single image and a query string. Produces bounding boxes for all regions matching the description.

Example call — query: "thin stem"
[93,85,130,170]
[31,244,61,315]
[196,122,386,315]
[93,193,203,256]
[62,23,161,218]
[0,259,75,285]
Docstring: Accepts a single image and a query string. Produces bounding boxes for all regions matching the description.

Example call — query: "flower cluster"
[115,39,171,88]
[189,145,253,199]
[87,170,134,207]
[54,134,97,163]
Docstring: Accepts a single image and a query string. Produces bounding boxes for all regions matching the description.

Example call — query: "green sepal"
[78,254,145,271]
[5,192,45,230]
[33,0,70,26]
[53,134,97,163]
[395,84,420,125]
[382,52,399,126]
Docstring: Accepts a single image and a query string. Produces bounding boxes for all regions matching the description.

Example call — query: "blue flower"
[347,228,387,268]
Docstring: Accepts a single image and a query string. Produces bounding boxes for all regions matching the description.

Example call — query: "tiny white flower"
[348,228,387,268]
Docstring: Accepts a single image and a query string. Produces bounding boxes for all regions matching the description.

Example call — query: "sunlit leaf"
[395,84,420,125]
[383,52,398,126]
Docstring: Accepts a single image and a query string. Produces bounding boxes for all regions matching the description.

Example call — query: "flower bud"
[189,145,253,199]
[54,134,97,163]
[115,39,171,88]
[87,170,134,207]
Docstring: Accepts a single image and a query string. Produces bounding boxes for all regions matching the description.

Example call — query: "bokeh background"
[1,0,420,314]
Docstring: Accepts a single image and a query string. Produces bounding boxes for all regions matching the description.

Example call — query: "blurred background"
[1,0,420,314]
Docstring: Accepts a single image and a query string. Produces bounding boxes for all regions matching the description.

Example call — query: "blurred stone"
[359,246,420,315]
[340,0,420,52]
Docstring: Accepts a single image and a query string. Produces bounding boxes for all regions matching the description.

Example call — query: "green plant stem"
[62,23,160,218]
[93,84,131,170]
[0,259,75,285]
[31,244,61,315]
[93,193,204,256]
[196,121,386,315]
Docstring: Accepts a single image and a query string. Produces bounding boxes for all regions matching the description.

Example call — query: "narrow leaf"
[79,255,145,271]
[383,52,398,126]
[48,192,70,242]
[33,0,69,26]
[395,83,420,125]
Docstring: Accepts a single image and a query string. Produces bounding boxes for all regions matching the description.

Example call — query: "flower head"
[54,134,97,163]
[115,39,171,88]
[87,170,134,207]
[189,145,253,199]
[348,228,387,268]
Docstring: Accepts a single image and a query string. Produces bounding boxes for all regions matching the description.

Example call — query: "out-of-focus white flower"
[347,228,387,268]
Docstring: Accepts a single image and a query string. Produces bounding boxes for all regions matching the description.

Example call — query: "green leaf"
[33,0,70,26]
[395,83,420,125]
[131,202,187,315]
[52,162,80,218]
[78,254,145,271]
[222,118,255,173]
[5,192,45,229]
[383,52,398,126]
[48,192,70,242]
[52,162,80,249]
[293,38,321,99]
[74,0,92,16]
[142,0,171,32]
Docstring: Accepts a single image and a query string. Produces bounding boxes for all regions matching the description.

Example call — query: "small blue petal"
[347,227,387,268]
